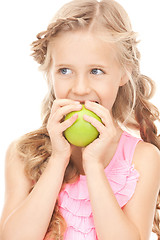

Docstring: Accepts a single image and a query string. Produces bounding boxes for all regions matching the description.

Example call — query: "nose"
[72,75,91,95]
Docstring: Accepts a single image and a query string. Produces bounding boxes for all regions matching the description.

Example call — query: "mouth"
[79,101,99,104]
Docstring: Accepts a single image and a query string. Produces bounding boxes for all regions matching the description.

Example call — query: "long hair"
[17,0,160,239]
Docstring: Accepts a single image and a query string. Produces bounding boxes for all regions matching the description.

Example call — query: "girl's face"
[51,30,128,112]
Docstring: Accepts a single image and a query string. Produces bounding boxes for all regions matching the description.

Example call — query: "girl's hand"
[47,99,82,166]
[82,101,118,171]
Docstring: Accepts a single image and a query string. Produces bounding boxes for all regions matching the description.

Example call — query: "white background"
[0,1,159,239]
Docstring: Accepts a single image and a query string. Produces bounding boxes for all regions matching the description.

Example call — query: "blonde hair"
[17,0,160,239]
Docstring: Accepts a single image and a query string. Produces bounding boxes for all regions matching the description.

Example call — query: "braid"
[152,191,160,239]
[31,17,88,65]
[135,74,160,149]
[133,74,160,238]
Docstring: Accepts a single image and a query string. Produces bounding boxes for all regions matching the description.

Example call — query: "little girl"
[0,0,160,240]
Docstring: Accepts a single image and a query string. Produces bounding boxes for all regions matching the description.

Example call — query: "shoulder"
[0,141,32,230]
[133,141,160,166]
[4,140,32,191]
[133,141,160,186]
[5,140,24,171]
[5,140,19,162]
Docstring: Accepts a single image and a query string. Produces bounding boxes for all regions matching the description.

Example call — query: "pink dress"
[58,131,141,239]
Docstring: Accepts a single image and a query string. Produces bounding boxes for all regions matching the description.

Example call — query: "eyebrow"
[55,64,73,68]
[55,64,110,69]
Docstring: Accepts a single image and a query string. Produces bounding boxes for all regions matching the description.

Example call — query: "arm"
[0,142,67,240]
[0,99,82,240]
[122,142,160,240]
[84,142,160,240]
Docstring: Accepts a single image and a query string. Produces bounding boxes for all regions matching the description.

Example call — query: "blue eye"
[91,69,104,75]
[59,68,72,75]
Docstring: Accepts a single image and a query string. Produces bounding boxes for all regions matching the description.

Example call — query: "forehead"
[50,30,118,66]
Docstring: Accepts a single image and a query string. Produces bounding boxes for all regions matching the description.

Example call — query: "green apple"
[64,104,102,147]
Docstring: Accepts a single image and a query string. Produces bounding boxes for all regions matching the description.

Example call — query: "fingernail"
[73,113,78,117]
[83,114,89,120]
[85,101,90,107]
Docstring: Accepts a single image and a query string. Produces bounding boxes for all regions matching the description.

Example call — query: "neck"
[71,146,85,175]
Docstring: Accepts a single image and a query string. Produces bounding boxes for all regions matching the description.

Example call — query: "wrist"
[48,154,70,171]
[83,160,104,176]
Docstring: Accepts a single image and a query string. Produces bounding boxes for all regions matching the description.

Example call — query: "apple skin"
[64,104,102,147]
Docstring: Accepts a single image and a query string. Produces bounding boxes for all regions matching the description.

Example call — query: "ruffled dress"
[58,131,141,239]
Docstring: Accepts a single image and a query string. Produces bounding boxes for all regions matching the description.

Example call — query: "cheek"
[54,80,67,99]
[100,84,120,110]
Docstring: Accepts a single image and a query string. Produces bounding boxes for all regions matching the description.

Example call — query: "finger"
[49,104,82,123]
[84,101,113,126]
[51,99,80,113]
[60,113,78,132]
[83,114,105,135]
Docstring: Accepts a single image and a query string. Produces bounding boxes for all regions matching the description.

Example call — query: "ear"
[120,72,129,86]
[119,67,132,86]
